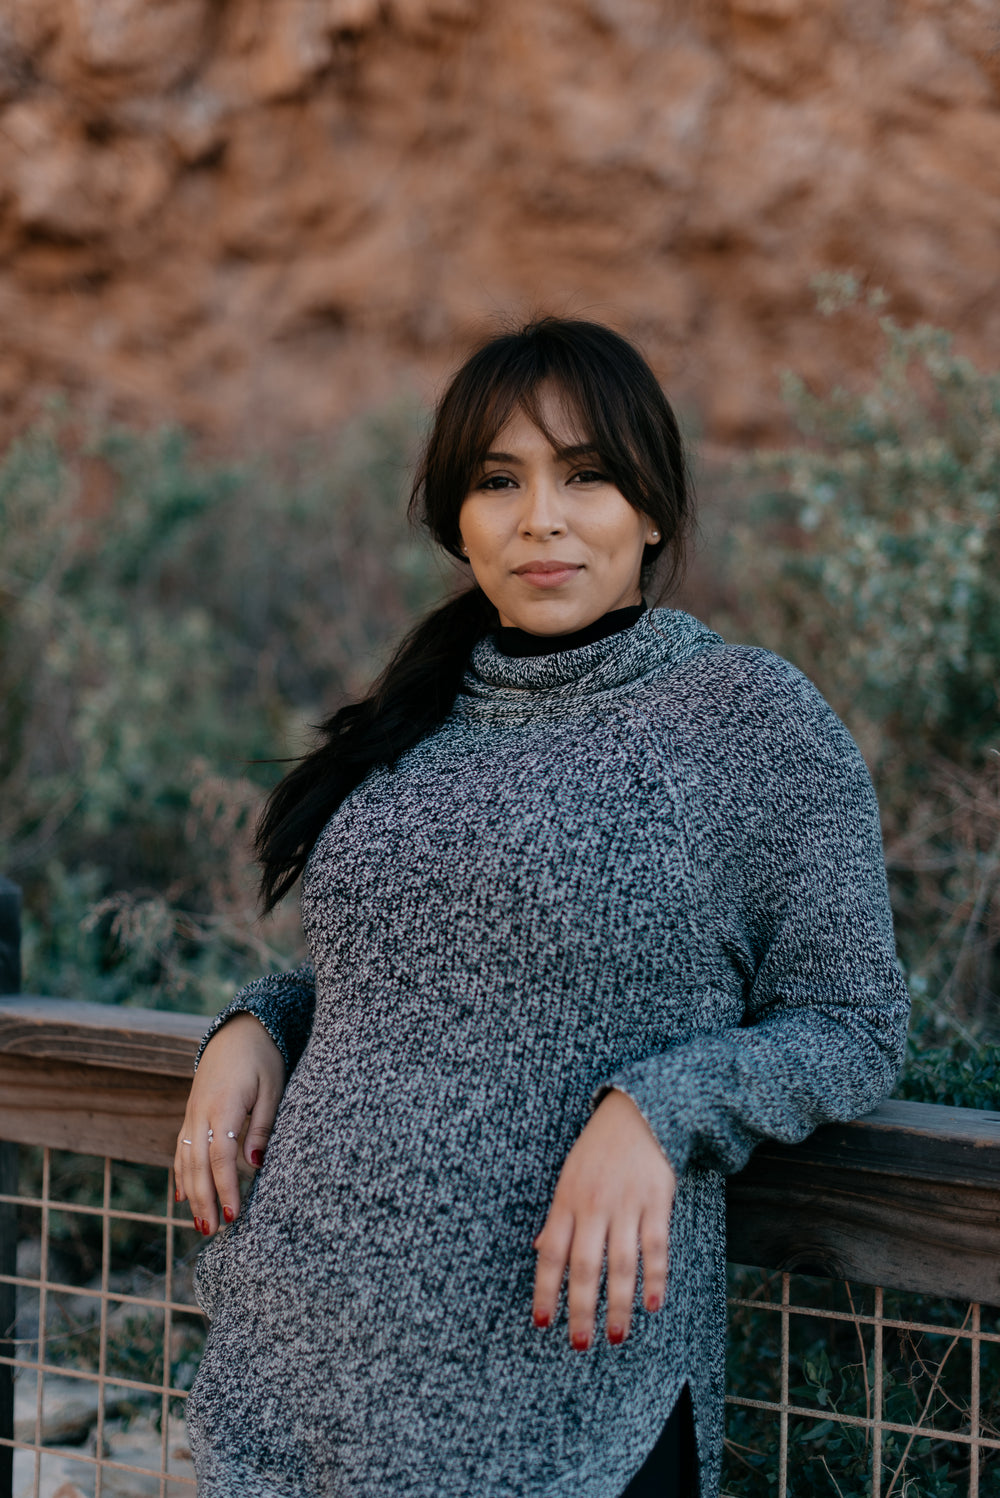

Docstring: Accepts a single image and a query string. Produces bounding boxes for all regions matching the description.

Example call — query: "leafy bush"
[723,295,999,775]
[713,288,1000,1053]
[4,298,997,1067]
[1,401,447,1010]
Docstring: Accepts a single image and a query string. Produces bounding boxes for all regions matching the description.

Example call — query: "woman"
[176,317,909,1498]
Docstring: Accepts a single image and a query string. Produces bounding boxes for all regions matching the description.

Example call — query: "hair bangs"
[410,317,691,593]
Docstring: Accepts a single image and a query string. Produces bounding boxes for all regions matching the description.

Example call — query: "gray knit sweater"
[187,608,909,1498]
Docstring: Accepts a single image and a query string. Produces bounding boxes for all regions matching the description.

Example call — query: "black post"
[0,877,21,1498]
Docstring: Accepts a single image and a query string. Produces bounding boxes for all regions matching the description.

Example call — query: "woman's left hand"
[531,1087,677,1350]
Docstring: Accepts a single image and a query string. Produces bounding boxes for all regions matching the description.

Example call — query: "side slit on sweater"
[618,1384,698,1498]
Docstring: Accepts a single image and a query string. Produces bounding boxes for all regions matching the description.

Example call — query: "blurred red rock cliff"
[0,0,997,447]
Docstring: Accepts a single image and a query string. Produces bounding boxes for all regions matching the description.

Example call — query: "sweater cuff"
[194,1002,292,1073]
[193,964,316,1074]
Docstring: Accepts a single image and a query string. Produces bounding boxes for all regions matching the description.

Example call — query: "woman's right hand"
[174,1013,287,1236]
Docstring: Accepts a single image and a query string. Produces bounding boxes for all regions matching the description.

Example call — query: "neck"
[495,602,647,659]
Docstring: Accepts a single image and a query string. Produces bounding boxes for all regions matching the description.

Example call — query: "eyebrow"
[481,443,600,465]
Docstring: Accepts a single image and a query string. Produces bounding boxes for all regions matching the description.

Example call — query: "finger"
[531,1208,573,1331]
[187,1121,221,1236]
[173,1123,194,1204]
[639,1201,670,1313]
[566,1220,608,1352]
[604,1216,640,1345]
[174,1119,211,1216]
[243,1081,281,1169]
[208,1125,244,1228]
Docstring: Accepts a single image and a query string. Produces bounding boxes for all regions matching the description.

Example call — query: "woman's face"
[457,387,659,635]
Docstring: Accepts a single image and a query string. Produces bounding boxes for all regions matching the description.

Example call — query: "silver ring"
[227,1131,237,1140]
[182,1139,193,1146]
[207,1128,214,1142]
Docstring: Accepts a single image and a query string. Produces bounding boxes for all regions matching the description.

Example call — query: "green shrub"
[722,298,999,778]
[1,400,447,1010]
[713,289,1000,1051]
[4,303,998,1070]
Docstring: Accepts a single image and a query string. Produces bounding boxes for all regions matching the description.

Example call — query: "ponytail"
[255,587,498,913]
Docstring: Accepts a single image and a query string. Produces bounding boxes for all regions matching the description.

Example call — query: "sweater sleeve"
[591,661,911,1178]
[194,962,316,1074]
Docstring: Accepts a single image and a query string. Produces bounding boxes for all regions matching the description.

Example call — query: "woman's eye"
[477,473,516,490]
[571,469,608,485]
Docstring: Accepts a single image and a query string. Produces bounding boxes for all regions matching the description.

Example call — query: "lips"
[512,560,583,588]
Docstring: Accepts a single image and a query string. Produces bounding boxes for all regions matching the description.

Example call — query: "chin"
[503,605,602,636]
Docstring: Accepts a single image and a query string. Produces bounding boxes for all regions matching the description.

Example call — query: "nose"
[518,476,567,540]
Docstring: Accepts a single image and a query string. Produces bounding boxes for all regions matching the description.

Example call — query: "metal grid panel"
[3,1145,998,1497]
[1,1146,204,1498]
[724,1269,1000,1497]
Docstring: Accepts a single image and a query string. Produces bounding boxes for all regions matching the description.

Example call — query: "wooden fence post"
[0,877,22,1498]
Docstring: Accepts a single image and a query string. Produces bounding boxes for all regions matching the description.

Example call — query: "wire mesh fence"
[1,1146,204,1498]
[2,1144,997,1498]
[724,1267,1000,1497]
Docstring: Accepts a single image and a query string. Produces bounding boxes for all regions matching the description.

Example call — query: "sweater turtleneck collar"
[461,607,723,713]
[495,603,647,659]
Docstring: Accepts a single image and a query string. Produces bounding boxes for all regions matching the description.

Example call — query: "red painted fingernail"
[647,1294,662,1312]
[201,1221,211,1235]
[533,1310,551,1329]
[193,1217,202,1232]
[571,1331,591,1351]
[608,1324,626,1345]
[223,1205,235,1223]
[174,1189,181,1203]
[251,1149,263,1167]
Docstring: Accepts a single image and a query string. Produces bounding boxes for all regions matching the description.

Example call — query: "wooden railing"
[0,995,997,1304]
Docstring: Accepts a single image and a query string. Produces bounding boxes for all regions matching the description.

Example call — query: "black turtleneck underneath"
[495,602,647,659]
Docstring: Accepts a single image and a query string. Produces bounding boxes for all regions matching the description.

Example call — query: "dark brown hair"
[256,317,693,911]
[411,316,690,592]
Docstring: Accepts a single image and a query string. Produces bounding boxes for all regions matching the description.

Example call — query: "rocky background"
[0,0,998,448]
